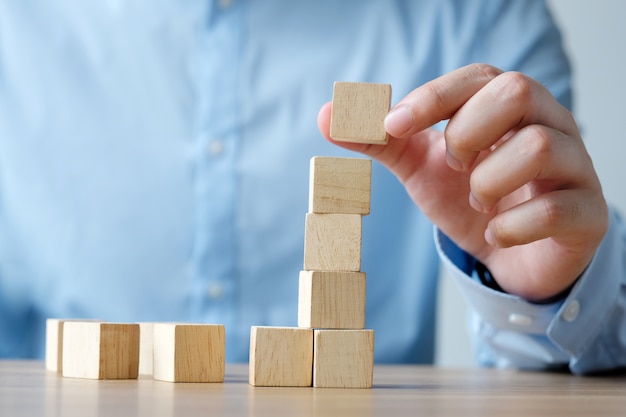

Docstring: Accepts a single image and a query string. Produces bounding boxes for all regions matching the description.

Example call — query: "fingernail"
[384,106,413,137]
[485,228,498,247]
[469,193,494,214]
[446,151,464,171]
[469,193,485,212]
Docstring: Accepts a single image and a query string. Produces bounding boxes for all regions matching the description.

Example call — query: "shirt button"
[207,283,225,300]
[508,313,532,326]
[561,300,580,322]
[208,139,224,157]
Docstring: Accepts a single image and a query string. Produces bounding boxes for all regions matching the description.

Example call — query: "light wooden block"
[46,319,102,372]
[313,329,374,388]
[138,322,154,377]
[298,270,366,329]
[152,323,225,383]
[62,322,139,380]
[249,326,313,387]
[330,81,391,144]
[303,213,362,272]
[309,156,372,215]
[45,319,66,372]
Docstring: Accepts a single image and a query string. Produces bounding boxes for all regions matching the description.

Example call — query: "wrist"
[474,260,576,304]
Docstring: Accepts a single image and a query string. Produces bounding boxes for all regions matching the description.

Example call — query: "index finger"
[384,63,504,137]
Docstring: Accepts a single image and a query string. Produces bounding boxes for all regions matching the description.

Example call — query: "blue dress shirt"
[0,0,624,372]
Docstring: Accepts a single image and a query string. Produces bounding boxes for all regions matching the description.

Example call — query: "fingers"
[485,188,608,250]
[444,71,577,171]
[318,66,608,256]
[468,124,594,213]
[384,64,578,172]
[318,101,434,183]
[468,122,607,249]
[384,63,504,138]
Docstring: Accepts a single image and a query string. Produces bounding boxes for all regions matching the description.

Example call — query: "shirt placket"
[188,0,241,327]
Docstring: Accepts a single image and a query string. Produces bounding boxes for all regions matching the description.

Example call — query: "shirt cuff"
[546,209,623,361]
[435,208,622,354]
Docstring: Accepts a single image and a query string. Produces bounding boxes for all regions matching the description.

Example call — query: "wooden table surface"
[1,361,625,416]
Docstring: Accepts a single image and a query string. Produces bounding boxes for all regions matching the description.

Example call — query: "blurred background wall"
[435,0,626,367]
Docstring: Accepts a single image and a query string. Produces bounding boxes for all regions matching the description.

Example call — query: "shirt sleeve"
[436,207,626,374]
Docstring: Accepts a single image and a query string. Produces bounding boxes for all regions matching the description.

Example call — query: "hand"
[318,64,608,302]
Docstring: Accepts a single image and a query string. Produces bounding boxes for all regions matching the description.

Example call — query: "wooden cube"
[62,322,139,380]
[309,156,372,215]
[46,318,102,373]
[298,270,366,329]
[303,213,362,272]
[45,319,67,372]
[330,81,391,144]
[138,322,154,377]
[152,323,225,383]
[249,326,313,387]
[313,329,374,388]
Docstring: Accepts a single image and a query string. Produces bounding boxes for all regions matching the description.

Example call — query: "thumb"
[317,101,437,183]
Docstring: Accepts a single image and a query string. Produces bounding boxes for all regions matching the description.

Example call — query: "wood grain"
[298,270,366,329]
[330,82,391,144]
[45,318,101,373]
[4,361,626,416]
[308,156,372,215]
[62,322,139,380]
[249,326,313,387]
[313,329,374,388]
[303,213,362,272]
[152,323,225,383]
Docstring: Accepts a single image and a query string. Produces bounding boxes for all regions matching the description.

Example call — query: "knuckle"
[522,125,553,162]
[540,198,576,228]
[497,71,533,107]
[470,63,503,81]
[422,83,448,114]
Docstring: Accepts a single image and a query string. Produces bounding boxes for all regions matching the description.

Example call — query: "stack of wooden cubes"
[249,82,391,388]
[249,156,374,388]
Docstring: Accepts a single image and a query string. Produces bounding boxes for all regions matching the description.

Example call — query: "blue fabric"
[439,209,626,374]
[2,0,621,372]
